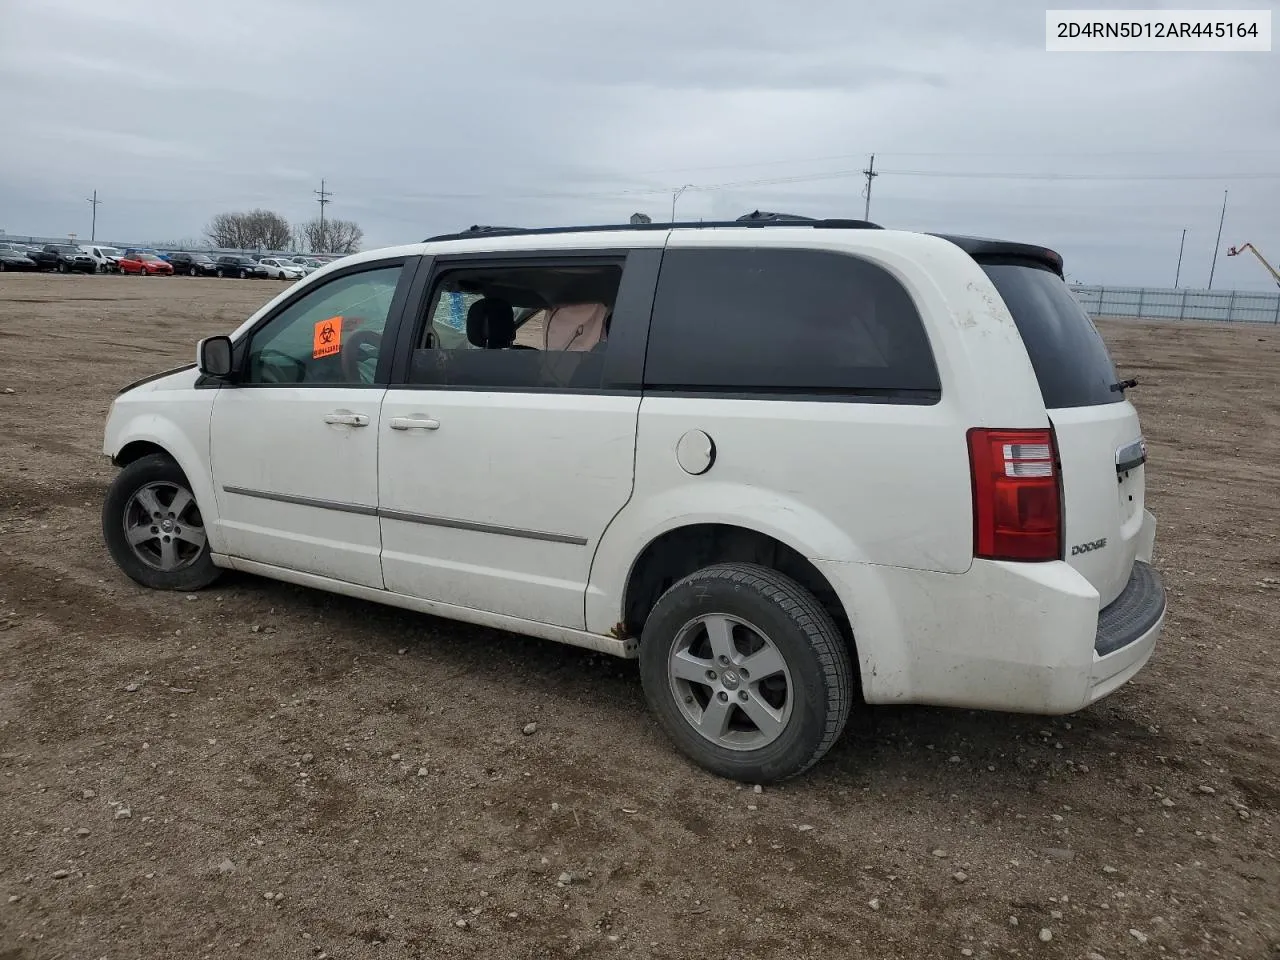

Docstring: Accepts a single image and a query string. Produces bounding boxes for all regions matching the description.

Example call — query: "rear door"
[377,248,659,628]
[981,261,1143,607]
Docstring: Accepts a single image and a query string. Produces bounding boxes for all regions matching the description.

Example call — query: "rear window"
[645,248,941,401]
[982,261,1122,408]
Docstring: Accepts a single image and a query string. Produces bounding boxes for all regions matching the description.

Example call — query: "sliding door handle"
[389,417,441,431]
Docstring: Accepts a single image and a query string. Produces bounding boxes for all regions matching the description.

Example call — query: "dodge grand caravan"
[100,213,1166,782]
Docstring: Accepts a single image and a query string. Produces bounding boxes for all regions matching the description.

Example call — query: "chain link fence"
[1070,284,1280,324]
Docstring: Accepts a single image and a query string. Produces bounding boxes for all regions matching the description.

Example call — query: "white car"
[100,214,1165,782]
[80,244,123,273]
[257,257,306,280]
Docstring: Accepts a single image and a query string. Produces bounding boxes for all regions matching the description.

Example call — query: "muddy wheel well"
[623,523,856,662]
[112,441,169,468]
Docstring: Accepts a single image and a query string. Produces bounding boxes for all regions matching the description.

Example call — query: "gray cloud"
[1,0,1276,289]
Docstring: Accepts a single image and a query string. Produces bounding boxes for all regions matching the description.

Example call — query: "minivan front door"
[210,260,414,588]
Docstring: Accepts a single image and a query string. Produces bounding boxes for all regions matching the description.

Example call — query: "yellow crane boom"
[1226,242,1280,287]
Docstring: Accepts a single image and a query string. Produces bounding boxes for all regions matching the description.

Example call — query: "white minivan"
[80,244,123,273]
[100,213,1165,782]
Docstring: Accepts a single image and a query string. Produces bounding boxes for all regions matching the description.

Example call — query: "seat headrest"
[545,302,608,352]
[466,297,515,348]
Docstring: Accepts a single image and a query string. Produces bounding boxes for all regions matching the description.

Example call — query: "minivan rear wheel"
[639,562,853,783]
[102,453,221,591]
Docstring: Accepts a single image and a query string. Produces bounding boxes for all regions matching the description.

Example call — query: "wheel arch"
[105,413,221,551]
[621,522,857,678]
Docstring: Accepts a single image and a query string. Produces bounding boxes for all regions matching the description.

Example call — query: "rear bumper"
[814,511,1165,714]
[1086,561,1165,704]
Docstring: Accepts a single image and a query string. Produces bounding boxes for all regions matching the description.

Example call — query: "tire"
[57,262,68,274]
[102,453,221,592]
[638,562,853,783]
[0,262,5,273]
[189,266,197,277]
[238,269,247,279]
[216,268,224,278]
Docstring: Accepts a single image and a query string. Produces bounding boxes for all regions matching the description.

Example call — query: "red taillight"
[967,428,1062,562]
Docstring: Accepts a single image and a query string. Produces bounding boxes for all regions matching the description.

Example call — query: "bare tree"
[302,217,363,255]
[204,209,293,250]
[244,209,292,250]
[205,212,253,249]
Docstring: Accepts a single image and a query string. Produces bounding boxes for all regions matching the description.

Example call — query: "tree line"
[204,209,363,254]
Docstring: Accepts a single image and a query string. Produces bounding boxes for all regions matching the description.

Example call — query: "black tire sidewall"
[639,566,847,782]
[102,454,220,591]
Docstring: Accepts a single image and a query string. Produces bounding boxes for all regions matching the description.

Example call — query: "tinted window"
[245,265,403,385]
[645,248,940,399]
[981,261,1121,408]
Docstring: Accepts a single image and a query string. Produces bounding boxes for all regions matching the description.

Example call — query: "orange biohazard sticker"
[313,316,343,359]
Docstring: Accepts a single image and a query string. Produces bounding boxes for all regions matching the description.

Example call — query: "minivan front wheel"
[102,453,221,591]
[639,562,853,783]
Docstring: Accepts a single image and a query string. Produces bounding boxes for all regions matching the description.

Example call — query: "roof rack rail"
[424,214,881,243]
[737,209,814,224]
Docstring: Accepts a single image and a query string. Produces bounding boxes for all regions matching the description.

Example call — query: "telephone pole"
[861,154,878,220]
[1207,189,1228,289]
[314,179,333,249]
[85,190,102,242]
[1174,228,1187,288]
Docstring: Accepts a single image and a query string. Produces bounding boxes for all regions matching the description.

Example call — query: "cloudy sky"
[1,0,1277,289]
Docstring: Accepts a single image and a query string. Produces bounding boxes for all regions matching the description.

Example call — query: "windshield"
[101,248,121,257]
[55,246,78,254]
[138,254,159,262]
[982,260,1123,408]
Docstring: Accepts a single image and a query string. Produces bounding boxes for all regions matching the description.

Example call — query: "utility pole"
[85,190,102,242]
[861,154,878,220]
[671,184,692,223]
[314,179,332,250]
[1207,189,1228,289]
[1174,228,1187,288]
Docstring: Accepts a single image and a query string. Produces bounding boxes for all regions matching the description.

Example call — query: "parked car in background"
[118,252,175,276]
[81,245,123,273]
[0,246,39,271]
[288,256,324,274]
[167,252,219,277]
[30,244,97,273]
[213,254,268,279]
[257,257,306,280]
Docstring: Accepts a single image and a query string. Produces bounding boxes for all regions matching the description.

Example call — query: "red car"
[118,252,174,276]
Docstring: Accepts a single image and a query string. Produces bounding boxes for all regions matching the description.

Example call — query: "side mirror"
[197,335,234,379]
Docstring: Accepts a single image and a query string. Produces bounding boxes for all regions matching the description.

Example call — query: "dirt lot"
[1,273,1277,960]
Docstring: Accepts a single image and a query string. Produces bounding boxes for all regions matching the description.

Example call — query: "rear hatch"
[980,258,1144,608]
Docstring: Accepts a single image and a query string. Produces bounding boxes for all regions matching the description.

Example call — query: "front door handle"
[389,417,441,431]
[323,413,370,427]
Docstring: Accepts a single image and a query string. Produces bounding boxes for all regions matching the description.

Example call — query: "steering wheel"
[341,329,383,383]
[256,348,307,384]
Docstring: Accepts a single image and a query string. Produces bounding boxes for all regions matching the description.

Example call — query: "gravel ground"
[1,273,1277,959]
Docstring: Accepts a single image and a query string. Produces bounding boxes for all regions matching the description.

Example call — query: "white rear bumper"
[814,511,1164,715]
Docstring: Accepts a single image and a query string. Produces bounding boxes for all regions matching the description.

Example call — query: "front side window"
[244,264,404,385]
[407,261,623,390]
[644,248,941,400]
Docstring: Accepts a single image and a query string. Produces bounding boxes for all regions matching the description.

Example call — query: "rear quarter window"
[644,248,941,400]
[982,261,1122,408]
